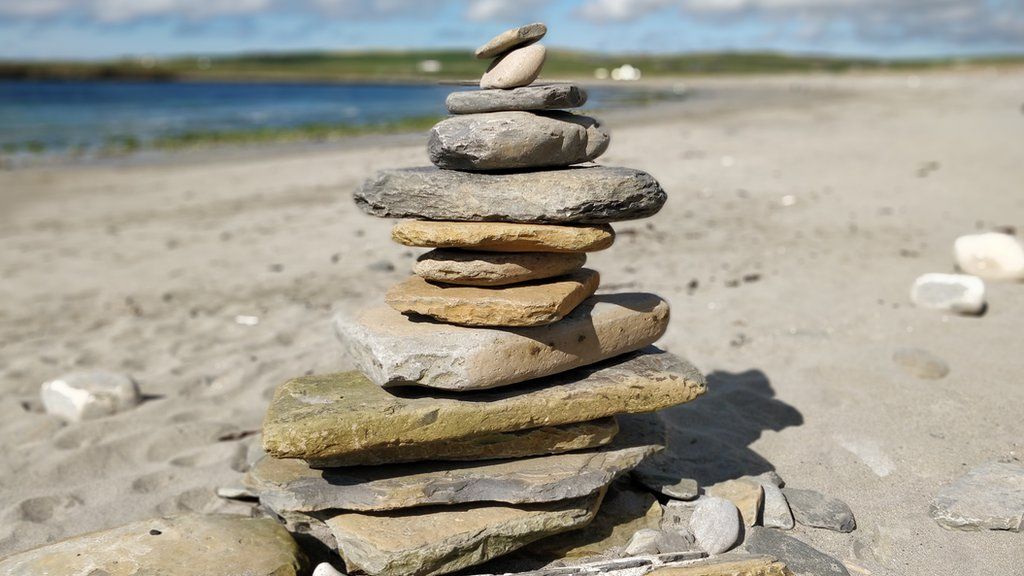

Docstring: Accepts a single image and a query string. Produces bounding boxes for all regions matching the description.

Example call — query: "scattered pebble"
[312,562,346,576]
[782,488,856,533]
[909,273,985,315]
[929,461,1024,532]
[892,347,950,379]
[760,483,795,530]
[953,232,1024,281]
[689,496,741,555]
[40,371,140,422]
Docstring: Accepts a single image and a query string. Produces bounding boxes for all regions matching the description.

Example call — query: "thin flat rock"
[476,22,546,59]
[392,221,614,253]
[385,269,599,327]
[262,347,706,464]
[929,461,1024,531]
[324,492,602,576]
[354,165,667,224]
[742,527,849,576]
[446,84,587,114]
[246,430,658,512]
[334,293,670,390]
[782,488,856,533]
[414,249,586,286]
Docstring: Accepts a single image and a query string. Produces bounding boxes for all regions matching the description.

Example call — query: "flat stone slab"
[393,221,615,253]
[0,514,307,576]
[414,249,586,286]
[929,461,1024,531]
[385,269,599,327]
[246,431,658,512]
[354,166,667,224]
[742,527,849,576]
[335,293,670,390]
[447,84,587,114]
[262,347,706,464]
[782,488,856,533]
[707,478,764,527]
[648,553,791,576]
[324,492,602,576]
[476,22,546,59]
[428,111,608,171]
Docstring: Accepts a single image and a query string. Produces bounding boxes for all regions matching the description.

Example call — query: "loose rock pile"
[250,23,711,576]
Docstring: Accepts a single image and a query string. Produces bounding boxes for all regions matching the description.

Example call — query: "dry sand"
[1,69,1023,575]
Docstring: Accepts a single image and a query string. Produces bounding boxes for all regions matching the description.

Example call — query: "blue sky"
[1,0,1022,60]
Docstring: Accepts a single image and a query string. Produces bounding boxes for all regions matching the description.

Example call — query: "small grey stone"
[428,111,608,171]
[929,461,1024,531]
[447,84,588,114]
[689,496,741,555]
[759,483,794,529]
[40,370,140,421]
[623,529,697,556]
[742,526,849,576]
[892,347,950,379]
[782,488,856,533]
[660,500,695,533]
[475,22,546,59]
[633,467,700,500]
[354,165,666,224]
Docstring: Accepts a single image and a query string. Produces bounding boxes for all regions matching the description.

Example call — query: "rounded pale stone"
[446,84,587,114]
[428,111,609,171]
[476,22,546,59]
[40,370,140,422]
[414,249,586,286]
[385,269,599,327]
[689,497,741,555]
[481,44,546,89]
[953,232,1024,281]
[393,221,615,253]
[910,273,985,314]
[334,293,671,390]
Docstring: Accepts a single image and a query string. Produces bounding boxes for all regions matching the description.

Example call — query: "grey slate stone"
[428,111,608,171]
[354,165,666,224]
[475,23,546,59]
[782,488,856,533]
[742,527,849,576]
[929,461,1024,531]
[446,84,588,114]
[759,482,795,529]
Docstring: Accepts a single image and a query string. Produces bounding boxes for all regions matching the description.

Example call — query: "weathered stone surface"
[0,514,307,576]
[263,348,705,464]
[392,221,615,253]
[354,166,667,224]
[246,432,657,512]
[690,497,741,555]
[40,370,140,421]
[909,273,985,314]
[707,478,764,527]
[324,492,602,576]
[742,527,849,576]
[954,232,1024,281]
[481,44,546,89]
[385,269,599,327]
[781,488,856,533]
[476,23,546,59]
[635,468,701,500]
[892,347,950,380]
[334,293,670,390]
[760,483,795,530]
[428,111,608,171]
[648,553,793,576]
[929,461,1024,531]
[447,84,587,114]
[414,249,586,286]
[624,529,699,556]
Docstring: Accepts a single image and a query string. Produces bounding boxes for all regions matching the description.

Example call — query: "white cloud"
[466,0,548,22]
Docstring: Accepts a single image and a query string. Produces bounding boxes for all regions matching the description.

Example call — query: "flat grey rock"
[428,111,608,171]
[446,84,587,114]
[334,293,669,390]
[929,461,1024,531]
[634,466,700,500]
[476,23,546,59]
[782,488,856,533]
[892,347,950,380]
[689,496,741,555]
[742,527,849,576]
[623,528,698,556]
[760,482,795,530]
[246,429,659,512]
[354,165,666,224]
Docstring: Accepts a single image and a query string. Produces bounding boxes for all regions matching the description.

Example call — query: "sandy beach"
[1,69,1022,575]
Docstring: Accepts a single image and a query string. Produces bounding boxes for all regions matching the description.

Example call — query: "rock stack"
[253,24,708,576]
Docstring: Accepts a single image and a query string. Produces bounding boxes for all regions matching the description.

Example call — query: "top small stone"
[475,22,547,59]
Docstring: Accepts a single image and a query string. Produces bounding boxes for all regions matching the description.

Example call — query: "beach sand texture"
[0,70,1022,575]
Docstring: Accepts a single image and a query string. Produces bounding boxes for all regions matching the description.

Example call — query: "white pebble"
[312,563,346,576]
[689,496,740,555]
[40,371,140,422]
[953,232,1024,281]
[910,273,986,315]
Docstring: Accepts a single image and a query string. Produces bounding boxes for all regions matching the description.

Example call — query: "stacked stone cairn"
[252,24,711,576]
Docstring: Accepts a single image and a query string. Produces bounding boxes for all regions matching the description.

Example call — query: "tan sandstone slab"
[262,347,706,464]
[334,293,670,390]
[0,514,307,576]
[393,221,615,253]
[649,553,793,576]
[707,478,764,527]
[385,269,599,327]
[414,249,586,286]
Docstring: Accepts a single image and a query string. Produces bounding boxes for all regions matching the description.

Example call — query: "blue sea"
[0,80,670,154]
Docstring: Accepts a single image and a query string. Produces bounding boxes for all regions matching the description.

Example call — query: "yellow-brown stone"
[392,221,615,253]
[707,478,765,527]
[414,249,586,286]
[648,553,792,576]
